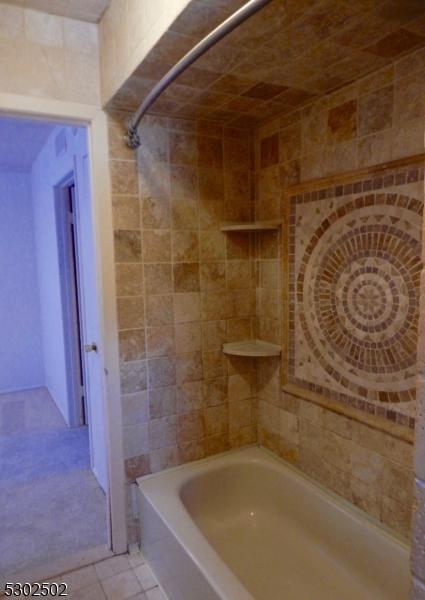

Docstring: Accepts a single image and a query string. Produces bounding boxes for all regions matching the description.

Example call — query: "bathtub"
[137,446,409,600]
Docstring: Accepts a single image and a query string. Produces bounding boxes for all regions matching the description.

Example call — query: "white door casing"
[0,93,127,555]
[73,151,108,492]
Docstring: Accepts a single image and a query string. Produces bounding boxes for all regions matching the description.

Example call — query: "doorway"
[60,180,87,428]
[0,116,115,584]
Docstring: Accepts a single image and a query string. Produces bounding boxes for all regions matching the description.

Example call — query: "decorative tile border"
[287,162,424,428]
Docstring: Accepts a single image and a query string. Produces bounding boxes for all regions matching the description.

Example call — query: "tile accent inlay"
[288,163,424,427]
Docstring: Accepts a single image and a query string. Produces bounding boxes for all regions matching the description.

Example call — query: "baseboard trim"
[0,384,46,395]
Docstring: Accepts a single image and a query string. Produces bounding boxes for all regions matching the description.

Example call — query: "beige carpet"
[0,388,107,583]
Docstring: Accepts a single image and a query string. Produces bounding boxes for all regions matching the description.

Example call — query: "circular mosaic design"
[297,195,422,402]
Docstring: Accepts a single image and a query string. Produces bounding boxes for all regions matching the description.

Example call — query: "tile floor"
[0,388,107,579]
[44,549,167,600]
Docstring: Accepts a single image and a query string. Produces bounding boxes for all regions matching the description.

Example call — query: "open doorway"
[58,179,87,429]
[0,116,111,582]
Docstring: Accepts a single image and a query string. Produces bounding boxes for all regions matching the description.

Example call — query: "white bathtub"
[137,446,409,600]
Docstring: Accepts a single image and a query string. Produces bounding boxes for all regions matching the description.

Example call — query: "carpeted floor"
[0,387,107,580]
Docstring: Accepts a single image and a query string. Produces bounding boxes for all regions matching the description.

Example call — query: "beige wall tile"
[148,416,177,451]
[175,322,202,353]
[142,197,170,230]
[176,351,203,384]
[144,263,172,294]
[149,386,177,419]
[202,320,226,351]
[119,329,146,362]
[25,9,63,48]
[110,160,138,195]
[173,263,200,292]
[114,230,142,263]
[200,231,225,262]
[145,294,173,326]
[142,230,171,262]
[121,392,149,426]
[112,196,140,231]
[64,18,98,55]
[172,230,199,262]
[147,357,176,389]
[120,360,147,394]
[200,262,226,291]
[117,297,144,330]
[173,292,201,323]
[115,263,143,297]
[177,410,204,444]
[146,326,175,358]
[205,405,228,436]
[177,381,203,414]
[203,349,225,379]
[171,196,199,229]
[0,4,24,39]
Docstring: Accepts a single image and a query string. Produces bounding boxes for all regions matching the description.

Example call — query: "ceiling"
[0,117,55,172]
[109,0,425,127]
[0,0,109,22]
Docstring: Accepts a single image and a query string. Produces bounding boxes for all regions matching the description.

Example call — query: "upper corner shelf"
[220,220,281,232]
[223,340,281,358]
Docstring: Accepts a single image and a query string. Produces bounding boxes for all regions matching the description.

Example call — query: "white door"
[73,151,108,493]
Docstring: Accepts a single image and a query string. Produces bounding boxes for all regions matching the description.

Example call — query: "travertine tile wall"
[254,49,425,540]
[260,386,414,537]
[0,3,100,104]
[412,248,425,587]
[107,112,258,525]
[99,0,191,105]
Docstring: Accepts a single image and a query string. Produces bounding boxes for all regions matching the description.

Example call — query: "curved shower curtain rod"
[125,0,273,149]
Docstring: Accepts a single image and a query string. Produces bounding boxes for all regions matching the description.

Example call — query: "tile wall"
[107,112,259,535]
[99,0,191,105]
[0,0,109,23]
[0,3,100,104]
[253,50,425,539]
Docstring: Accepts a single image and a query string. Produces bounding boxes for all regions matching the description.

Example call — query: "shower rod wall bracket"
[125,0,272,149]
[125,126,141,150]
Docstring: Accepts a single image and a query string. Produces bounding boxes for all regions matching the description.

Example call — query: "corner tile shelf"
[223,340,281,357]
[220,220,281,232]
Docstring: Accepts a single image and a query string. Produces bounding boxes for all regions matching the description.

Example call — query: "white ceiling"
[0,0,109,22]
[0,116,56,172]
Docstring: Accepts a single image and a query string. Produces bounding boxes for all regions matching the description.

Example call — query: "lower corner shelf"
[223,340,281,358]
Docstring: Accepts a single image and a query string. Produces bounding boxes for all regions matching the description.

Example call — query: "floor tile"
[67,582,106,599]
[95,554,132,580]
[134,564,157,591]
[128,552,145,568]
[145,587,167,600]
[101,570,142,600]
[60,565,99,591]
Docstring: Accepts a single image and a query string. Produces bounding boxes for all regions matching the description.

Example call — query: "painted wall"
[0,172,44,392]
[31,126,87,425]
[254,50,425,539]
[31,124,108,490]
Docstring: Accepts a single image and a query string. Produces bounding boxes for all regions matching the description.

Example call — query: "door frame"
[0,92,127,555]
[55,175,86,429]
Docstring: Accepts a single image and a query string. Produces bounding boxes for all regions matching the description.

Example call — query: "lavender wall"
[0,172,44,392]
[31,126,87,426]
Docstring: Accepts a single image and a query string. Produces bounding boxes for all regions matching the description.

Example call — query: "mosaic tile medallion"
[288,164,424,426]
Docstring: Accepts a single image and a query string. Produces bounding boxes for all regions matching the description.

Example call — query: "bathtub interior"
[140,449,409,600]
